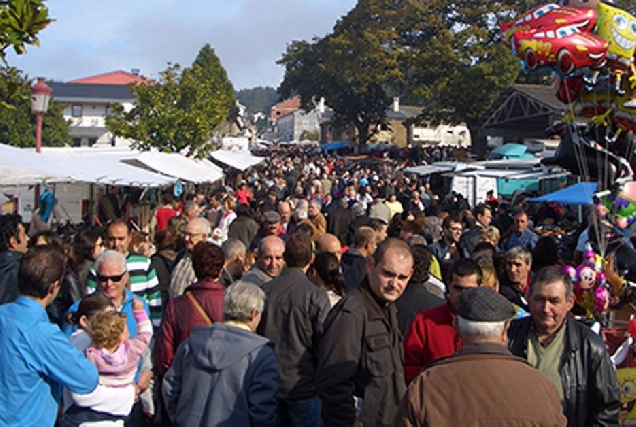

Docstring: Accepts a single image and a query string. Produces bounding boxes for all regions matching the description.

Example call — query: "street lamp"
[30,77,52,153]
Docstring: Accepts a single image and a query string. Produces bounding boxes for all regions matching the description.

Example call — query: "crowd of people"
[0,145,624,426]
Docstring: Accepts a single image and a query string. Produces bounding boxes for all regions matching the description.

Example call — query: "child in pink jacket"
[85,297,152,387]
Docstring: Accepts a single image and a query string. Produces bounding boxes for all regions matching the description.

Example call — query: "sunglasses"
[96,272,127,283]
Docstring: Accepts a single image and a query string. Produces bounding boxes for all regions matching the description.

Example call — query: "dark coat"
[498,272,530,312]
[228,215,259,249]
[458,226,482,258]
[327,207,354,245]
[151,249,176,307]
[394,283,444,337]
[341,248,368,292]
[508,316,621,427]
[162,323,279,426]
[0,251,22,305]
[318,279,406,427]
[258,268,331,401]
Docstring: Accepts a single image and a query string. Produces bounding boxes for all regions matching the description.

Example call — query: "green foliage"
[0,0,52,64]
[237,86,279,114]
[400,0,526,129]
[301,129,319,141]
[0,67,69,147]
[278,0,542,145]
[106,45,236,159]
[279,0,404,145]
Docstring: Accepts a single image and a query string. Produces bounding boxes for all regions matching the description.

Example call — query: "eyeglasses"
[183,232,208,239]
[448,227,463,232]
[96,272,127,283]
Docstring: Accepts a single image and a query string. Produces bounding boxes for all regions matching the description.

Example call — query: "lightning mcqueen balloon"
[501,3,597,47]
[511,26,608,75]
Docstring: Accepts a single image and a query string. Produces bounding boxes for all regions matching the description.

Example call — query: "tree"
[277,0,543,148]
[279,0,404,145]
[0,67,70,147]
[237,86,279,115]
[190,44,237,119]
[0,0,52,64]
[106,45,236,158]
[390,0,528,151]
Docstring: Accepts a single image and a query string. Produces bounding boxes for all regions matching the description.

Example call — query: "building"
[479,84,567,154]
[318,96,471,148]
[276,108,321,142]
[270,97,301,125]
[48,70,143,147]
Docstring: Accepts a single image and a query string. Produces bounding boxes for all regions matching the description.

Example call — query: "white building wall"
[62,101,135,147]
[411,123,471,147]
[276,109,320,142]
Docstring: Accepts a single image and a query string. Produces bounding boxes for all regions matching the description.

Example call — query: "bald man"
[316,233,343,262]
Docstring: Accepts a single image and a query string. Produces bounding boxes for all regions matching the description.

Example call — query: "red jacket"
[403,302,461,384]
[154,280,225,379]
[155,206,177,232]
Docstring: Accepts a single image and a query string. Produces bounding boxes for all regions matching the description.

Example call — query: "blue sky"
[6,0,357,90]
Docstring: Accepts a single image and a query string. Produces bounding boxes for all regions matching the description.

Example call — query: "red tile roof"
[270,96,301,121]
[69,70,147,85]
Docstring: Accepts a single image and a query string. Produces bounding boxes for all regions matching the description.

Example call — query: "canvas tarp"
[529,182,597,205]
[209,149,264,171]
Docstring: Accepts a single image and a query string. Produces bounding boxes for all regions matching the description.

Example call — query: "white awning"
[130,152,223,184]
[0,144,75,185]
[0,144,174,187]
[209,149,264,171]
[41,146,225,185]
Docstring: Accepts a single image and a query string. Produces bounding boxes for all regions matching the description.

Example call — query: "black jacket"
[258,267,331,401]
[395,282,444,337]
[0,251,22,305]
[318,279,406,427]
[508,316,620,427]
[498,272,530,312]
[458,226,482,258]
[341,248,367,292]
[327,207,354,245]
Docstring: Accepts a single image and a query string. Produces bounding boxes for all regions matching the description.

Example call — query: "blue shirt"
[0,296,99,426]
[504,228,539,252]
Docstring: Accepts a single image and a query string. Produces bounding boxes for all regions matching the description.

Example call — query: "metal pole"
[35,112,43,153]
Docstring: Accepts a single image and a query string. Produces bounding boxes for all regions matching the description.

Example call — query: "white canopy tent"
[0,144,76,185]
[209,149,264,171]
[130,152,223,184]
[40,146,224,185]
[36,147,174,186]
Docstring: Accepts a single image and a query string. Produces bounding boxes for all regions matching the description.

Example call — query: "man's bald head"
[316,233,343,262]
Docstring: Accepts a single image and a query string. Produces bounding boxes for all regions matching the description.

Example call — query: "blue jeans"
[276,396,322,427]
[58,404,126,427]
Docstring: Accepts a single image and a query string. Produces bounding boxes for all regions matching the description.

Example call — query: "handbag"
[186,291,213,326]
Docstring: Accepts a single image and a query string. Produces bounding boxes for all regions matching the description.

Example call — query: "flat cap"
[263,210,281,224]
[458,287,515,322]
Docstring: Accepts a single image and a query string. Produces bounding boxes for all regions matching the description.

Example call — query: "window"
[105,105,113,116]
[88,138,97,147]
[71,105,83,118]
[72,138,82,147]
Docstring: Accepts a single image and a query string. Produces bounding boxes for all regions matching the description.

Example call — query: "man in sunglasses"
[85,219,161,327]
[64,250,153,423]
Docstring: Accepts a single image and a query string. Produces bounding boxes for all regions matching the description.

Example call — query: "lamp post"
[30,77,52,153]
